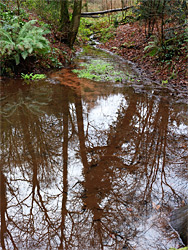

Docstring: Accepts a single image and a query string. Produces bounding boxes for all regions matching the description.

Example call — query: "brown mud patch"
[50,68,102,98]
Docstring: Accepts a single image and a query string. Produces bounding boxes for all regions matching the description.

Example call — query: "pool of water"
[1,46,188,250]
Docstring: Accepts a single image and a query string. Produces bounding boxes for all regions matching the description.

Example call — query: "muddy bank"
[74,43,188,103]
[97,22,188,92]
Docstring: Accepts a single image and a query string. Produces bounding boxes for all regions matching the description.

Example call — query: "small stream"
[1,45,188,250]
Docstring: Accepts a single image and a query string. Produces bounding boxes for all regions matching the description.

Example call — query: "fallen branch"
[81,6,133,17]
[81,15,100,18]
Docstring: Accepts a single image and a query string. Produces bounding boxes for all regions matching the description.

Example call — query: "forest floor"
[26,11,188,92]
[4,8,187,93]
[98,21,188,90]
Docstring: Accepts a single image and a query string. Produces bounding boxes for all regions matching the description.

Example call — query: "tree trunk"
[84,0,88,12]
[161,0,167,44]
[17,0,20,15]
[68,0,82,48]
[121,0,125,18]
[60,0,70,43]
[60,0,82,47]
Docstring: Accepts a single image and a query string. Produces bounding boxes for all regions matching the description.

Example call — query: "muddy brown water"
[1,46,188,250]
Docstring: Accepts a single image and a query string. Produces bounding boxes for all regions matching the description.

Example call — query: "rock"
[170,205,188,246]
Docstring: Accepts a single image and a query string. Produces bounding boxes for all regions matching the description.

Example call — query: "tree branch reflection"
[0,78,187,249]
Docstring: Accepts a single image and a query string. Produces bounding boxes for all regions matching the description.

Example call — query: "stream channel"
[1,45,188,250]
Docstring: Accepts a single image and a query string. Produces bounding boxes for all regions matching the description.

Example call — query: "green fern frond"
[0,29,13,43]
[14,53,20,65]
[18,20,37,39]
[21,51,28,60]
[1,18,51,66]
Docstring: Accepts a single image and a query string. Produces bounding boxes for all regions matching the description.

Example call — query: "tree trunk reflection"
[0,79,188,249]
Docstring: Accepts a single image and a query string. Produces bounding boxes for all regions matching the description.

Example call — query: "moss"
[72,59,131,83]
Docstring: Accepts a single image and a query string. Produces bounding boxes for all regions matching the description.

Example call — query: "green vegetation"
[0,0,187,81]
[0,4,51,75]
[0,1,29,20]
[21,73,46,80]
[0,3,65,76]
[136,0,188,62]
[78,11,136,44]
[0,20,50,65]
[161,79,168,86]
[136,0,187,38]
[72,59,134,82]
[22,0,60,24]
[144,31,188,62]
[169,248,188,250]
[78,16,117,43]
[77,6,137,44]
[22,0,82,47]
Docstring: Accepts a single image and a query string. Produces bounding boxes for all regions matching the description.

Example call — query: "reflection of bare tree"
[1,84,61,249]
[59,88,69,250]
[0,170,8,250]
[1,80,188,249]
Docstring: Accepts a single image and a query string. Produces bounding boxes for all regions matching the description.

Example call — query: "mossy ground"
[72,58,137,83]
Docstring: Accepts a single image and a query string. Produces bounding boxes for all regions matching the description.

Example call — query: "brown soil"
[99,22,188,89]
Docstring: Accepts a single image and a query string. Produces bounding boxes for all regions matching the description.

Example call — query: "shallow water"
[1,47,188,250]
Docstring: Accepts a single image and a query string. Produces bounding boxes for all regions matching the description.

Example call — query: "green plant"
[73,69,102,81]
[144,30,187,61]
[161,79,168,86]
[135,0,187,42]
[78,16,116,43]
[0,3,29,25]
[78,18,93,42]
[169,247,188,250]
[21,73,46,80]
[0,2,6,12]
[144,36,162,57]
[24,0,60,25]
[0,19,51,66]
[72,59,133,83]
[48,48,63,68]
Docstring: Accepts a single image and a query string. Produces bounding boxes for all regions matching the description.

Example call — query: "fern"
[18,20,37,38]
[0,29,15,55]
[0,19,51,65]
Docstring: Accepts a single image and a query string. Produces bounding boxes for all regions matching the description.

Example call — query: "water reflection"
[0,76,188,250]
